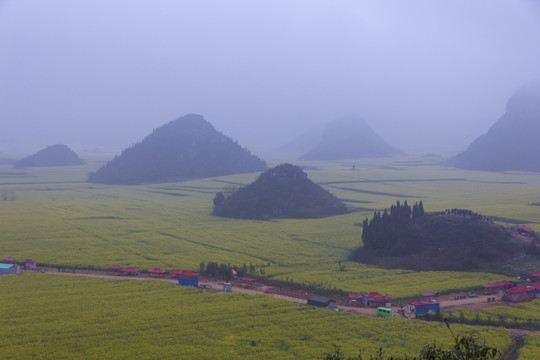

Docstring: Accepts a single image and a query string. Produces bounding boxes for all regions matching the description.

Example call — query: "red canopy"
[421,292,435,297]
[2,257,16,262]
[364,292,392,301]
[504,286,529,294]
[348,293,364,299]
[531,272,540,278]
[481,283,499,288]
[148,268,166,274]
[23,259,36,263]
[121,267,139,273]
[109,265,123,270]
[169,269,183,275]
[241,276,258,282]
[409,300,439,306]
[181,271,199,277]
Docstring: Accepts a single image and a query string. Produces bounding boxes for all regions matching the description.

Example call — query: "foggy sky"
[1,0,539,157]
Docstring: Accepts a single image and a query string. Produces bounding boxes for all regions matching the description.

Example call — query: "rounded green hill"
[212,163,350,220]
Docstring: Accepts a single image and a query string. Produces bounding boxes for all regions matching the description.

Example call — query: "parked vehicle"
[377,307,395,317]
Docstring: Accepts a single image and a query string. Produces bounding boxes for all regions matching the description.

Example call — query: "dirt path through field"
[21,267,540,334]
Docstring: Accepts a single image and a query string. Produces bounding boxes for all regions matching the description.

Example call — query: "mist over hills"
[87,114,267,185]
[298,115,402,160]
[448,80,540,172]
[212,163,349,220]
[14,144,84,168]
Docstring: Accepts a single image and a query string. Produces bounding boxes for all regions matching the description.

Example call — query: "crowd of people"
[444,208,493,223]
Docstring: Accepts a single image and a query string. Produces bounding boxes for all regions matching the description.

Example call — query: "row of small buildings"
[0,258,37,275]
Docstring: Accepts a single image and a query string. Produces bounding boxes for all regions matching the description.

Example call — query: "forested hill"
[448,80,540,172]
[299,115,402,160]
[352,201,537,271]
[14,144,84,168]
[212,163,350,219]
[87,114,267,185]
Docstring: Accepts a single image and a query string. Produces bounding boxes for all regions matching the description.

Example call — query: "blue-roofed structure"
[0,263,20,275]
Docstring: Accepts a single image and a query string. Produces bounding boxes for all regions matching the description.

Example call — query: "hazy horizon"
[1,0,540,157]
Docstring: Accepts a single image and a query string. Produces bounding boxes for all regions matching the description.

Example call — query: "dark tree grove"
[360,200,424,256]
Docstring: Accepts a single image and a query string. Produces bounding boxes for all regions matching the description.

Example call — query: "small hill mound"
[299,115,402,160]
[14,144,84,168]
[448,80,540,172]
[352,202,536,271]
[212,163,349,219]
[87,114,267,185]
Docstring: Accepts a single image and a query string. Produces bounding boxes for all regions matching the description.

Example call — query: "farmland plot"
[0,274,513,360]
[1,157,539,298]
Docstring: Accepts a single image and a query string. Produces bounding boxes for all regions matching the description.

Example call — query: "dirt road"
[21,267,536,326]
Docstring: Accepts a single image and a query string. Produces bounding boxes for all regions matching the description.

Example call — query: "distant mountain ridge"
[448,80,540,172]
[14,144,84,168]
[87,114,267,185]
[212,163,349,219]
[299,115,402,160]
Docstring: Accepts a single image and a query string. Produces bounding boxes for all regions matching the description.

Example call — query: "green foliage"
[517,334,540,360]
[321,322,500,360]
[0,274,512,360]
[0,157,538,297]
[432,299,540,331]
[359,200,424,255]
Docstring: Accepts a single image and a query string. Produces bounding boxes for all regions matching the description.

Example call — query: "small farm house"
[0,263,20,275]
[178,271,199,287]
[409,300,439,316]
[23,259,36,270]
[502,286,535,302]
[307,296,337,310]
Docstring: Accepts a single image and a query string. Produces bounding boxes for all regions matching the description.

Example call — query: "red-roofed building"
[362,292,393,307]
[502,286,535,302]
[23,259,36,270]
[148,268,166,276]
[109,265,123,271]
[121,267,139,275]
[517,225,534,235]
[2,257,16,263]
[169,269,183,276]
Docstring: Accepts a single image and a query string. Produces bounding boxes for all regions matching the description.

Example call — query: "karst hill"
[14,144,84,168]
[87,114,267,185]
[448,80,540,172]
[352,202,537,272]
[212,163,350,219]
[299,115,402,160]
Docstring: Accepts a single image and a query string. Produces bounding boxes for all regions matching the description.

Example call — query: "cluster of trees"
[360,200,424,256]
[352,200,528,271]
[212,163,349,219]
[199,261,256,281]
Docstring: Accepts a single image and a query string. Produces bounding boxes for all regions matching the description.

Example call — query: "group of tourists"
[444,208,493,223]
